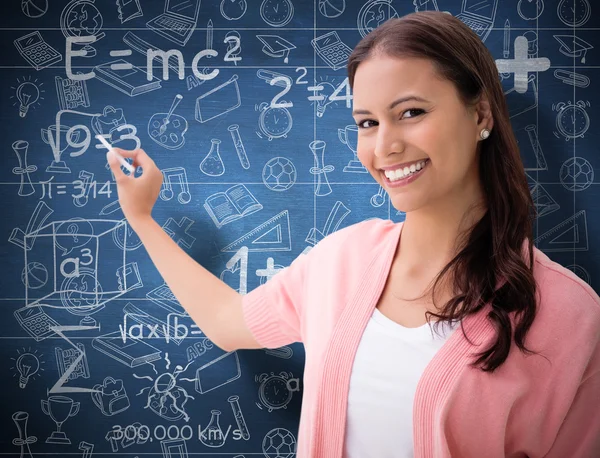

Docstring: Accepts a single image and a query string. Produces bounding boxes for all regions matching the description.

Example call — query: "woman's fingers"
[113,148,154,169]
[112,147,137,158]
[106,151,129,182]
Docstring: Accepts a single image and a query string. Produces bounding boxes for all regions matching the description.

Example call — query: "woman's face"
[351,54,485,214]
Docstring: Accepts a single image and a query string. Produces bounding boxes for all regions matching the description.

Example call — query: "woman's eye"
[402,108,425,119]
[356,119,376,129]
[356,109,424,128]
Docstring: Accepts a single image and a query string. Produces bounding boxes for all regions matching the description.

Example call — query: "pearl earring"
[480,128,491,140]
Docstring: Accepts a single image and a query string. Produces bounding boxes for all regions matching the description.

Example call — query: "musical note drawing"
[160,167,191,204]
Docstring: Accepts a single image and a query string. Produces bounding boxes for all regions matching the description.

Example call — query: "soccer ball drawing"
[559,157,594,192]
[262,157,297,191]
[262,427,297,457]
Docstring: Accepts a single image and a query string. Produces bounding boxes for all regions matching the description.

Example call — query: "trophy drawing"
[41,124,80,174]
[40,395,80,444]
[338,124,367,173]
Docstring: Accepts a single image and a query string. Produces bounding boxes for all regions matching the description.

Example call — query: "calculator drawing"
[14,305,60,341]
[14,31,62,71]
[311,31,353,71]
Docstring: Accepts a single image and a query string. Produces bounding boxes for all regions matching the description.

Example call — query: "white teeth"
[384,160,428,180]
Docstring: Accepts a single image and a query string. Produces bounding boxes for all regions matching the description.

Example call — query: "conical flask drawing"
[200,139,225,176]
[200,409,226,447]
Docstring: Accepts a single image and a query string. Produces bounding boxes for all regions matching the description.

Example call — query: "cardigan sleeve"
[240,220,365,349]
[241,247,312,349]
[542,368,600,457]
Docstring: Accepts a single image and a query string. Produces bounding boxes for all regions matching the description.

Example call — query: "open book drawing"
[204,184,263,228]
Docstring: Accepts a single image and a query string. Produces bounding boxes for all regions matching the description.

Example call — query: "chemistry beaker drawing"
[199,409,226,447]
[200,139,225,177]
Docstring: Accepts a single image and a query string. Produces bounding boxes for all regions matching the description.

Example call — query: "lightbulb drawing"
[16,352,40,388]
[10,77,44,118]
[16,82,40,118]
[310,81,337,118]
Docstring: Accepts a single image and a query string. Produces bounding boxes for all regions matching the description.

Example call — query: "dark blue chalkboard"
[1,0,599,456]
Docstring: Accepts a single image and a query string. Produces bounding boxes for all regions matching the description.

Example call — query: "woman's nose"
[373,125,404,157]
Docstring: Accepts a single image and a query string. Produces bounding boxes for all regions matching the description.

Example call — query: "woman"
[107,11,600,458]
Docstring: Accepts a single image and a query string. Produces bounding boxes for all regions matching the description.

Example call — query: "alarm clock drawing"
[256,371,297,412]
[553,100,590,140]
[257,102,293,140]
[557,0,591,27]
[260,0,294,27]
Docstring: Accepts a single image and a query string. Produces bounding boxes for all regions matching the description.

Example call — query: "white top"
[343,308,460,457]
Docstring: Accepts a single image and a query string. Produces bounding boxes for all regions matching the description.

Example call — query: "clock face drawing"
[556,102,590,139]
[260,0,294,27]
[260,375,292,409]
[259,105,293,140]
[557,0,591,27]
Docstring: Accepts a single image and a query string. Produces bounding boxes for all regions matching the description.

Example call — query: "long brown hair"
[347,12,542,373]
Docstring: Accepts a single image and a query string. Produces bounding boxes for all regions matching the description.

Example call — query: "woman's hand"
[106,148,163,230]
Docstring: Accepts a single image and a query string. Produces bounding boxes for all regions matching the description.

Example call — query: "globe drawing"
[60,0,105,57]
[63,1,103,37]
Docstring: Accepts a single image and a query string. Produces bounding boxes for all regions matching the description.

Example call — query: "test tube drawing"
[525,125,547,170]
[228,395,250,440]
[228,124,250,169]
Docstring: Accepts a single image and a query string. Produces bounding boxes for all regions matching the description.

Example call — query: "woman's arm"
[542,369,600,457]
[134,217,263,352]
[107,148,262,352]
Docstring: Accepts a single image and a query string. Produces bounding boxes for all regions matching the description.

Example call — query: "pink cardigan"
[242,218,600,457]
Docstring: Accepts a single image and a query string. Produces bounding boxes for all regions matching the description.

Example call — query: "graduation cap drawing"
[554,35,593,63]
[256,35,296,64]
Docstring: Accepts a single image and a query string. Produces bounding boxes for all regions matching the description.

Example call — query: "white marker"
[95,135,135,174]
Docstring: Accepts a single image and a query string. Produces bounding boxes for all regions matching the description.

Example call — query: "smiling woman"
[347,13,533,373]
[107,9,600,458]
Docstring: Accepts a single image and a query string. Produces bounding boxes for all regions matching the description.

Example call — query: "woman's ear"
[475,95,494,134]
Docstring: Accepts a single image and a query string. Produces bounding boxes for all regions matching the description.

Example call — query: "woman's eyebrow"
[352,95,430,116]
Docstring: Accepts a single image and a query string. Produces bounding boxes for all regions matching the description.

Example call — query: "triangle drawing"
[535,210,588,252]
[221,210,291,253]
